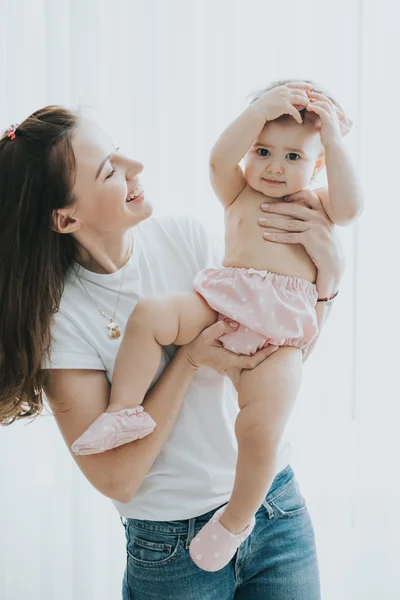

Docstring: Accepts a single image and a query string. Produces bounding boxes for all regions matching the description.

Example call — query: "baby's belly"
[223,210,317,283]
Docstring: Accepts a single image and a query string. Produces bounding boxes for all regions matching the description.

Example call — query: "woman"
[0,106,344,599]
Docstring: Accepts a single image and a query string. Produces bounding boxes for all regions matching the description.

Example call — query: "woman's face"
[69,118,152,233]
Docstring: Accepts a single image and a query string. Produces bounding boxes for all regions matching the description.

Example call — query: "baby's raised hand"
[254,82,312,124]
[306,91,344,147]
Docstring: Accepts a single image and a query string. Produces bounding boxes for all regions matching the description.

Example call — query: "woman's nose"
[127,160,144,180]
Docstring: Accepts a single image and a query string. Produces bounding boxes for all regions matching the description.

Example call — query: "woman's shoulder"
[136,213,205,241]
[136,214,223,267]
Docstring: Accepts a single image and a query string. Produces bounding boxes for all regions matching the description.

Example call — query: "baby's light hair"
[248,79,346,127]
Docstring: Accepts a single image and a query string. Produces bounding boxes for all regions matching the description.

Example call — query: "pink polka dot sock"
[189,505,256,572]
[71,406,156,455]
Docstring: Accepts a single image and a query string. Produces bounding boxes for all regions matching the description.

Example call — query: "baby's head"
[244,79,346,198]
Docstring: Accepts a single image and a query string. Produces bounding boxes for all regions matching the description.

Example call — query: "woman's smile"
[126,180,144,203]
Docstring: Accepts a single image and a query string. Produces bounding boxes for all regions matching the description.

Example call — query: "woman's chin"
[135,202,153,225]
[126,196,153,219]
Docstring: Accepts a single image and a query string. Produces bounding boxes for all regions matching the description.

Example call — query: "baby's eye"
[257,148,270,157]
[286,153,300,161]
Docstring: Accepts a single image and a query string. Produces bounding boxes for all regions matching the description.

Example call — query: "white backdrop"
[0,0,399,598]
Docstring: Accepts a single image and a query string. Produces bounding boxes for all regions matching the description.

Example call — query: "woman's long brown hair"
[0,106,79,424]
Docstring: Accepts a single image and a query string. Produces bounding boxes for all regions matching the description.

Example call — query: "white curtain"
[0,0,399,598]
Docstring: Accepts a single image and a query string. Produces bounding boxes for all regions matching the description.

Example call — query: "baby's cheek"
[245,164,260,185]
[298,163,315,183]
[285,168,312,195]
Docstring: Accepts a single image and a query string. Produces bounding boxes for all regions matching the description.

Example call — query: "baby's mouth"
[263,178,285,185]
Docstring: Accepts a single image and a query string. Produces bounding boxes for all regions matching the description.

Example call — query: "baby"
[72,80,364,571]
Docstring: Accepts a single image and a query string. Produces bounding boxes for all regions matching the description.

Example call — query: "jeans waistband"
[122,464,294,548]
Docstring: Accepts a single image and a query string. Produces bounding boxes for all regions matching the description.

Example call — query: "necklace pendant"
[107,320,121,339]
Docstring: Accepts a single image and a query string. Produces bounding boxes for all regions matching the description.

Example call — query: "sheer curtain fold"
[0,1,398,598]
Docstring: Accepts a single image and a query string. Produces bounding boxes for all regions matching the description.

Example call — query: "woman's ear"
[312,153,325,179]
[51,208,81,234]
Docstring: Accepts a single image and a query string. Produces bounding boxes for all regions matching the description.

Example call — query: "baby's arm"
[210,82,312,208]
[307,91,364,226]
[322,140,364,225]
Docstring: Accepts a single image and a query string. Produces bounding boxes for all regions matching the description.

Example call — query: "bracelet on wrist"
[317,290,339,306]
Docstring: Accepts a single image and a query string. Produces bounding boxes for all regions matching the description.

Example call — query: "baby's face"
[244,120,324,198]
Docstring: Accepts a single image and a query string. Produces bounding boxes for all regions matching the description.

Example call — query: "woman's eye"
[286,153,300,161]
[257,148,270,157]
[104,147,121,179]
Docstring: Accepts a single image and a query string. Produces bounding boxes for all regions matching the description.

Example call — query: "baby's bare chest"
[223,190,317,281]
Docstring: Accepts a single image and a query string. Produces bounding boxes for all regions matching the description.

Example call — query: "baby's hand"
[306,91,342,147]
[284,188,323,210]
[254,82,312,124]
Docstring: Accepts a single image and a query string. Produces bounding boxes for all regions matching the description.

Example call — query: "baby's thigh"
[173,291,217,345]
[134,291,217,346]
[242,344,302,386]
[238,347,303,414]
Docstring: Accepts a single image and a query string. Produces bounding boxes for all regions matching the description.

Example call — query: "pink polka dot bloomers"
[193,266,318,356]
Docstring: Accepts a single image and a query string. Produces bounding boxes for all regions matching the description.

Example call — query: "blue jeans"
[122,465,320,599]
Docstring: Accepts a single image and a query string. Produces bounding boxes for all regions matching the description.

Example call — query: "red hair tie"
[7,124,19,140]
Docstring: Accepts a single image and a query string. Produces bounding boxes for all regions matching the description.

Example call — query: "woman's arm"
[257,188,345,360]
[45,320,275,503]
[303,271,342,362]
[45,351,198,504]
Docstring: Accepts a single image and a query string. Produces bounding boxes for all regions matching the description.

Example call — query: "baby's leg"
[220,346,302,534]
[109,291,216,410]
[188,346,302,570]
[71,292,216,455]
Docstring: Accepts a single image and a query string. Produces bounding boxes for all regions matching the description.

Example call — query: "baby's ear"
[337,112,353,136]
[313,154,325,178]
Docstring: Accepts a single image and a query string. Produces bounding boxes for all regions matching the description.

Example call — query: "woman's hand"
[258,189,345,296]
[179,320,278,390]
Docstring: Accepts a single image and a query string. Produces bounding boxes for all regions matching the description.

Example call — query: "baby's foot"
[71,406,156,455]
[189,505,255,572]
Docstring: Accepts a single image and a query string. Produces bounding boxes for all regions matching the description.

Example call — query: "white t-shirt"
[44,215,291,520]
